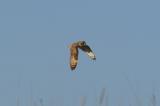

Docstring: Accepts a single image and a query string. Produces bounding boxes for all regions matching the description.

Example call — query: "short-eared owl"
[69,41,96,70]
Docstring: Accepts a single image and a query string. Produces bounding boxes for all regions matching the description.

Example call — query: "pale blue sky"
[0,0,160,106]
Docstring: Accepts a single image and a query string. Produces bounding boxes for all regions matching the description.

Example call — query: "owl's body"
[69,41,96,70]
[70,43,79,70]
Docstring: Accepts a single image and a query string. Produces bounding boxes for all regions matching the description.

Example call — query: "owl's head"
[77,41,86,47]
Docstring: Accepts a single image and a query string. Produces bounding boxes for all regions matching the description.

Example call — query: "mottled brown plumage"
[70,42,79,70]
[69,41,96,70]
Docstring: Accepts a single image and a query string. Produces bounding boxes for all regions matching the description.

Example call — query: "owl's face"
[77,41,86,47]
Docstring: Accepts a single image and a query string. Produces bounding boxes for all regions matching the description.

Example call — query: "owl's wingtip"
[71,68,76,71]
[93,57,96,60]
[70,65,76,71]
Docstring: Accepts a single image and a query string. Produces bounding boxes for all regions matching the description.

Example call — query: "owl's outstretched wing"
[79,45,96,60]
[70,45,79,70]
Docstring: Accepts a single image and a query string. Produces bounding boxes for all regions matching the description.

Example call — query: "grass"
[16,88,158,106]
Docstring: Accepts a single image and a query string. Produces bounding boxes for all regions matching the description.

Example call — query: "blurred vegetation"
[16,87,157,106]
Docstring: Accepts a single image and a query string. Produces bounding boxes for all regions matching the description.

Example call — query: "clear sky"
[0,0,160,106]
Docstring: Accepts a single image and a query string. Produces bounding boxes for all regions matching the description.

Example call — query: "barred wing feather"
[79,45,96,60]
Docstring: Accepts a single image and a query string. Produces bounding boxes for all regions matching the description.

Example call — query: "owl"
[69,41,96,70]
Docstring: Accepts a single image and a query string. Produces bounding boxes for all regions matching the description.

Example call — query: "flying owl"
[69,41,96,70]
